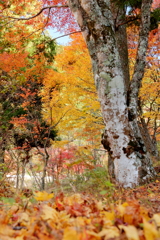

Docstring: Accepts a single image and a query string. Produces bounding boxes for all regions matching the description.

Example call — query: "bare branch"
[9,8,53,46]
[116,16,140,28]
[50,31,82,42]
[42,8,51,30]
[0,4,68,21]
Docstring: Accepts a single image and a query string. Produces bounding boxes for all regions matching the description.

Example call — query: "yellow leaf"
[103,212,115,221]
[117,202,129,216]
[63,227,80,240]
[119,225,139,240]
[98,227,120,240]
[143,218,159,240]
[153,214,160,227]
[103,211,115,227]
[34,191,54,201]
[0,224,14,236]
[41,205,58,221]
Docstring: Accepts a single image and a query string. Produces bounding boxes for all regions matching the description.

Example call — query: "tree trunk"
[41,148,49,190]
[68,0,156,187]
[139,118,159,157]
[138,103,159,157]
[0,135,5,164]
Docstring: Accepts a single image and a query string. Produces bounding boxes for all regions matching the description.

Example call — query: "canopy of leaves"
[41,33,103,148]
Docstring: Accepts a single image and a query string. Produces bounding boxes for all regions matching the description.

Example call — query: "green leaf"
[100,190,108,195]
[0,197,15,205]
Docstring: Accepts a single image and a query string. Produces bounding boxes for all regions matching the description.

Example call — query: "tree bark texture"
[68,0,156,187]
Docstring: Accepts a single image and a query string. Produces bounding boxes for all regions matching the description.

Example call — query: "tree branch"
[116,16,140,28]
[50,31,82,42]
[129,0,152,116]
[0,5,68,21]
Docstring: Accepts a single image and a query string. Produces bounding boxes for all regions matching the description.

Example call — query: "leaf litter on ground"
[0,180,160,239]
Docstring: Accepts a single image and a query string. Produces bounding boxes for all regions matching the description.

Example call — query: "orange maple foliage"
[41,33,103,148]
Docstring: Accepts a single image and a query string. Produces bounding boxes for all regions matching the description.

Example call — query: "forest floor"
[0,172,160,240]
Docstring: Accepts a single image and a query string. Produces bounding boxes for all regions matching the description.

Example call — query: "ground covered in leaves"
[0,180,160,240]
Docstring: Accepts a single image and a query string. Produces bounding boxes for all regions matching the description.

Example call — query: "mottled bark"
[139,118,159,157]
[68,0,156,187]
[110,2,130,92]
[129,0,153,118]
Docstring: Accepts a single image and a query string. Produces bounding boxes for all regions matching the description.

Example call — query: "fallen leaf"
[98,227,120,239]
[63,227,80,240]
[0,224,15,236]
[64,194,84,206]
[153,214,160,227]
[16,212,30,227]
[117,202,129,216]
[41,204,58,221]
[143,218,160,240]
[34,191,54,201]
[119,225,139,240]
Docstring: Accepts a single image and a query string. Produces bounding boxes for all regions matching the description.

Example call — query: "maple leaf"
[34,191,54,201]
[41,205,59,221]
[143,218,160,240]
[63,227,80,240]
[119,225,139,240]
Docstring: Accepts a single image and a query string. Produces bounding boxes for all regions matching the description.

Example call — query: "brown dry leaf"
[119,225,139,240]
[143,218,160,240]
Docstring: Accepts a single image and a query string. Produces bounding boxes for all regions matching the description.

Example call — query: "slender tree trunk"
[21,162,26,190]
[0,135,5,164]
[68,0,156,187]
[41,148,49,190]
[137,99,159,157]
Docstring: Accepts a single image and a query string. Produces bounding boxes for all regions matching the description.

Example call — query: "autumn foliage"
[0,185,160,240]
[0,0,160,239]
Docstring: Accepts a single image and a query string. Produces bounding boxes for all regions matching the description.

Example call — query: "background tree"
[42,34,103,147]
[0,11,58,188]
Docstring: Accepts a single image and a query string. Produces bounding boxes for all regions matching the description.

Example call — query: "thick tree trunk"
[110,2,130,92]
[68,0,156,187]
